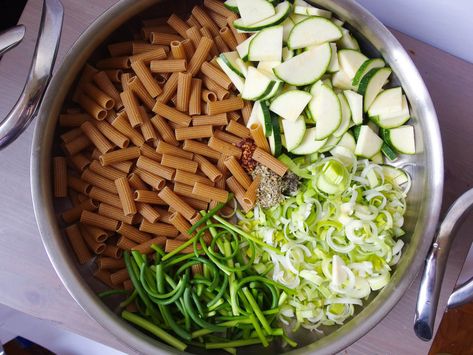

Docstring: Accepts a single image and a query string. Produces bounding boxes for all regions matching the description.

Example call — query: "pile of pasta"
[52,0,288,290]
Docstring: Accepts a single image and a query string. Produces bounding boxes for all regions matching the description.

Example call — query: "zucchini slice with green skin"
[385,125,416,154]
[287,17,342,49]
[371,95,410,129]
[338,49,368,80]
[282,17,295,44]
[236,33,257,61]
[281,115,306,151]
[327,43,340,73]
[368,87,403,117]
[247,101,271,135]
[216,57,245,93]
[337,28,360,50]
[235,0,275,27]
[332,69,356,90]
[269,90,312,122]
[291,127,328,155]
[309,84,341,140]
[260,101,273,136]
[259,81,283,101]
[248,25,283,62]
[242,67,275,101]
[358,67,392,112]
[294,5,332,18]
[268,115,282,156]
[219,52,247,78]
[224,0,239,13]
[332,92,352,137]
[319,134,342,152]
[344,90,363,124]
[381,165,409,186]
[352,58,385,86]
[233,1,291,32]
[354,125,383,158]
[337,131,356,152]
[273,42,331,86]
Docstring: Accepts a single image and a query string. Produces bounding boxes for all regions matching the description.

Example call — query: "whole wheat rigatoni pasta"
[79,225,106,254]
[181,38,195,59]
[139,220,179,237]
[192,154,223,182]
[68,175,92,195]
[110,268,129,286]
[186,15,200,28]
[175,124,213,141]
[214,35,230,54]
[185,26,202,50]
[161,154,198,173]
[133,168,166,190]
[200,62,232,90]
[129,47,167,63]
[241,100,253,124]
[131,60,162,98]
[138,108,158,144]
[199,27,219,57]
[188,78,202,116]
[132,236,167,254]
[136,155,175,181]
[156,140,193,159]
[99,146,140,166]
[98,202,135,224]
[158,187,197,221]
[191,5,220,36]
[121,72,132,91]
[182,139,221,160]
[192,113,227,126]
[203,0,235,17]
[80,121,114,154]
[153,101,192,126]
[224,155,252,189]
[176,72,192,112]
[111,112,145,147]
[132,42,168,55]
[187,36,213,76]
[227,110,240,122]
[59,113,91,127]
[173,182,211,203]
[115,176,137,216]
[149,32,183,45]
[65,224,92,264]
[252,147,288,177]
[117,222,151,244]
[60,128,83,143]
[174,169,214,187]
[140,143,162,162]
[81,82,115,110]
[89,160,126,180]
[93,71,122,110]
[243,175,261,207]
[169,212,193,239]
[81,210,119,231]
[136,202,161,223]
[219,27,238,51]
[208,97,244,115]
[150,59,187,73]
[226,176,252,213]
[104,69,123,83]
[107,41,132,57]
[202,90,217,103]
[117,236,138,251]
[127,76,155,110]
[207,10,227,29]
[170,41,187,60]
[213,130,241,145]
[226,119,250,138]
[97,256,126,270]
[208,136,242,158]
[53,156,67,197]
[88,186,122,208]
[61,199,98,224]
[165,238,194,254]
[102,244,122,259]
[120,89,143,127]
[69,153,91,172]
[78,93,107,120]
[81,169,117,194]
[202,76,229,100]
[250,122,271,153]
[192,181,228,203]
[96,56,131,70]
[134,190,166,205]
[95,120,129,148]
[167,14,190,38]
[150,114,179,146]
[83,225,108,243]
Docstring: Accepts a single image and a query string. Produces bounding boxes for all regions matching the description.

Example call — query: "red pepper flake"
[237,138,257,173]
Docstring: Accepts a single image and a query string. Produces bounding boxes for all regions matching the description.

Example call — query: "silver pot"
[1,0,471,353]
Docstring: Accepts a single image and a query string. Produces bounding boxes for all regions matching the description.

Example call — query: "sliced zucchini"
[242,67,275,100]
[343,90,363,124]
[337,131,356,152]
[268,115,282,155]
[352,58,385,86]
[337,28,360,50]
[387,125,415,154]
[370,151,384,164]
[216,57,245,93]
[224,0,239,13]
[248,25,283,62]
[354,125,383,158]
[219,52,247,78]
[246,101,271,135]
[257,60,281,78]
[261,100,273,135]
[281,115,306,151]
[309,84,341,140]
[290,13,309,24]
[273,42,331,86]
[332,69,356,90]
[381,142,398,161]
[381,165,409,186]
[372,95,410,129]
[333,92,351,137]
[287,17,342,49]
[235,0,275,26]
[294,5,332,18]
[338,49,368,80]
[259,81,283,101]
[269,90,312,121]
[368,87,403,117]
[233,1,291,31]
[282,17,295,44]
[319,134,342,152]
[327,43,340,73]
[330,145,355,166]
[358,67,392,111]
[291,127,328,155]
[236,33,257,61]
[282,47,294,61]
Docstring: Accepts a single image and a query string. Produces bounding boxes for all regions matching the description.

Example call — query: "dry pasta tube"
[139,220,179,237]
[127,75,156,110]
[112,161,134,174]
[136,155,175,180]
[134,168,166,190]
[173,169,214,187]
[79,225,106,254]
[208,136,242,159]
[169,212,193,239]
[241,100,253,124]
[131,60,162,98]
[120,90,143,127]
[81,210,119,231]
[65,224,92,264]
[182,139,221,160]
[104,69,123,83]
[129,47,167,64]
[53,156,67,197]
[167,14,190,38]
[219,26,238,51]
[139,108,158,144]
[78,93,107,120]
[201,62,232,90]
[156,71,179,104]
[115,177,137,216]
[158,186,197,221]
[185,26,202,50]
[98,202,135,224]
[192,182,228,203]
[208,97,244,115]
[68,175,92,195]
[173,182,211,203]
[202,89,217,103]
[226,176,253,213]
[199,27,219,57]
[97,256,126,270]
[150,59,187,73]
[103,245,123,259]
[203,0,234,17]
[252,147,288,177]
[99,146,141,166]
[80,121,114,154]
[165,238,194,254]
[107,41,132,57]
[191,5,220,36]
[150,32,183,45]
[226,13,247,44]
[88,186,122,209]
[249,122,271,153]
[150,114,179,146]
[111,112,145,147]
[176,72,192,112]
[192,113,227,126]
[214,130,241,145]
[93,71,122,110]
[181,39,194,59]
[156,140,193,159]
[60,128,83,143]
[224,155,252,189]
[243,175,261,206]
[187,37,213,76]
[161,153,198,173]
[132,236,167,254]
[96,56,131,70]
[132,42,168,55]
[89,160,126,180]
[136,202,161,223]
[81,82,115,110]
[95,120,129,148]
[83,225,108,243]
[140,143,162,162]
[152,101,192,126]
[170,41,187,60]
[207,10,227,28]
[81,169,117,194]
[134,190,166,205]
[61,199,98,224]
[110,268,129,285]
[193,154,223,182]
[202,76,229,100]
[186,15,200,29]
[214,35,230,53]
[117,236,138,251]
[117,222,151,244]
[226,119,250,138]
[188,78,202,116]
[175,124,213,141]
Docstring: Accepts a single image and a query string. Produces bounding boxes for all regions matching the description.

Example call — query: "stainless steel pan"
[1,0,472,353]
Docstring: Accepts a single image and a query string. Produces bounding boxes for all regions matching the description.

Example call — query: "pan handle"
[414,188,473,341]
[0,0,63,149]
[0,25,26,57]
